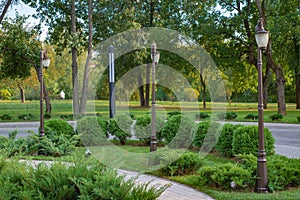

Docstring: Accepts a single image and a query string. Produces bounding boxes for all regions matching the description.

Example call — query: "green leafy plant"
[244,113,258,120]
[109,114,133,145]
[167,111,181,118]
[296,116,300,122]
[134,114,165,145]
[215,124,244,157]
[161,115,195,148]
[232,126,275,156]
[192,121,222,152]
[195,112,210,119]
[18,113,35,120]
[44,113,51,119]
[0,114,12,120]
[198,163,254,190]
[269,113,284,121]
[43,119,75,139]
[217,112,237,120]
[76,116,109,146]
[158,150,202,176]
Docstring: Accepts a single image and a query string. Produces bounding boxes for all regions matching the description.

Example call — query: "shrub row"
[0,158,164,199]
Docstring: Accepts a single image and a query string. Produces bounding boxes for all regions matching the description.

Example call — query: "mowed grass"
[0,100,299,123]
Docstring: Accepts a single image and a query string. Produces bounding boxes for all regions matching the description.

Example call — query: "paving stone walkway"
[118,169,214,200]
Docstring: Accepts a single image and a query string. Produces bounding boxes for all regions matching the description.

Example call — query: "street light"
[255,18,269,193]
[150,42,160,153]
[39,50,50,137]
[108,45,116,118]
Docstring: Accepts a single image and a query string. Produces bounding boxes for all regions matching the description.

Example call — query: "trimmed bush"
[244,113,258,120]
[0,114,12,120]
[161,115,195,148]
[297,116,300,122]
[198,163,254,190]
[76,116,109,146]
[195,112,209,120]
[18,113,34,120]
[217,112,237,120]
[109,114,133,145]
[269,113,284,121]
[192,121,222,152]
[158,149,202,176]
[43,119,75,139]
[134,114,165,144]
[44,113,51,119]
[232,126,275,156]
[215,124,244,157]
[167,111,181,118]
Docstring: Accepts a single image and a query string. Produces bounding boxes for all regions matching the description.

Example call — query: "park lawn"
[0,100,299,123]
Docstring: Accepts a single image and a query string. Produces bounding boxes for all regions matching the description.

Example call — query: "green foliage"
[44,119,75,139]
[0,136,9,148]
[167,111,181,118]
[192,122,222,152]
[134,114,165,144]
[0,114,12,120]
[198,163,254,190]
[215,124,244,157]
[217,112,238,120]
[158,149,202,176]
[76,116,109,146]
[0,89,11,100]
[0,160,164,199]
[161,115,195,148]
[297,116,300,122]
[44,113,51,119]
[195,112,210,119]
[18,113,35,120]
[244,113,258,120]
[267,155,300,191]
[109,114,133,145]
[269,113,284,121]
[232,126,275,156]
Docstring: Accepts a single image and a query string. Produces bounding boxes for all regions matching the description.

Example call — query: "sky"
[6,1,47,40]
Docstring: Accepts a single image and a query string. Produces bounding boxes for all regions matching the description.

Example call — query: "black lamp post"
[39,50,50,137]
[255,18,269,193]
[108,45,116,118]
[150,42,160,152]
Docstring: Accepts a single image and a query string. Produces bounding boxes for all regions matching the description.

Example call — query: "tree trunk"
[145,63,150,107]
[79,0,93,114]
[296,74,300,109]
[276,66,286,115]
[0,0,12,24]
[200,74,206,109]
[137,71,145,106]
[71,0,80,114]
[263,63,271,109]
[17,83,25,103]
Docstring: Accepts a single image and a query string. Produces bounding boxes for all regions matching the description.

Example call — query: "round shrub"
[157,149,202,176]
[76,116,109,146]
[161,115,195,148]
[109,114,133,145]
[215,124,244,157]
[232,125,275,156]
[198,163,254,190]
[134,114,165,144]
[192,121,222,152]
[43,119,75,139]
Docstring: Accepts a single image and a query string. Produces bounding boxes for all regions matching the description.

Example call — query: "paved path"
[118,169,214,200]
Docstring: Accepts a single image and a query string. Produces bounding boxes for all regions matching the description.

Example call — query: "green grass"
[0,100,299,123]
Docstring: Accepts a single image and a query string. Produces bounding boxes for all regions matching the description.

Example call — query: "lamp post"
[108,45,116,118]
[255,18,269,193]
[39,50,51,137]
[150,42,160,152]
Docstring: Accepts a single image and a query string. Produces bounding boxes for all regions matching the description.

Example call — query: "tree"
[0,15,52,112]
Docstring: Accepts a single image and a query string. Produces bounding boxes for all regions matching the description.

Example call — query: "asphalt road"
[0,121,299,158]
